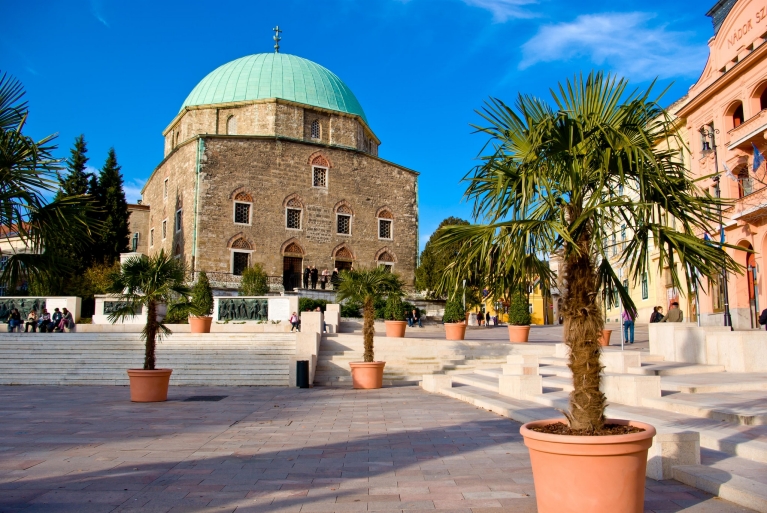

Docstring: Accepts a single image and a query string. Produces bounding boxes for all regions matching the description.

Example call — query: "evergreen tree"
[58,134,91,197]
[94,148,130,263]
[415,217,469,297]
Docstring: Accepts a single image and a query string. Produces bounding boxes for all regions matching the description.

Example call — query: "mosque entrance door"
[283,256,303,291]
[335,260,353,272]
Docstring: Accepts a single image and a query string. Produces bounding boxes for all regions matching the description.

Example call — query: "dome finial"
[273,25,282,53]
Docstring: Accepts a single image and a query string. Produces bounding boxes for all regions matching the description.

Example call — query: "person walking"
[622,308,635,344]
[412,308,422,328]
[289,312,300,332]
[303,266,310,289]
[485,311,491,328]
[661,302,683,322]
[310,266,319,289]
[649,306,663,323]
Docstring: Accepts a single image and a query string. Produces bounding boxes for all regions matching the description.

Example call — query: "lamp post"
[462,279,466,313]
[700,126,733,329]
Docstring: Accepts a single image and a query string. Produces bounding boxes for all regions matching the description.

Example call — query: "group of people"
[302,266,340,290]
[477,312,498,327]
[620,302,684,344]
[7,307,74,333]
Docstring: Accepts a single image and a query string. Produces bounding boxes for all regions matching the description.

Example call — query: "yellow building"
[474,282,553,325]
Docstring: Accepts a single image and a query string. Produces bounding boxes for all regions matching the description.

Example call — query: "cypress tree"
[95,148,130,263]
[58,134,91,197]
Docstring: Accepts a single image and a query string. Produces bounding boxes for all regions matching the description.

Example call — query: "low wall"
[649,323,767,371]
[76,322,292,333]
[1,297,81,323]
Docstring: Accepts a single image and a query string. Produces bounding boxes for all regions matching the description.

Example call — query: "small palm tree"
[439,72,740,432]
[335,267,403,362]
[108,250,191,370]
[0,72,98,290]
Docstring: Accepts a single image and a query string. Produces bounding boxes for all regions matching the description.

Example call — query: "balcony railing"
[727,109,767,149]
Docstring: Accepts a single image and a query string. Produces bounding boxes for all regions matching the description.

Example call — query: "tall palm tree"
[438,72,740,432]
[335,267,403,362]
[108,250,191,370]
[0,72,97,289]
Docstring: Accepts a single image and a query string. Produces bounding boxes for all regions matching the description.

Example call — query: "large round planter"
[349,362,386,389]
[521,418,656,513]
[384,320,407,338]
[508,325,531,343]
[189,315,212,333]
[600,329,612,347]
[127,369,173,402]
[444,322,467,341]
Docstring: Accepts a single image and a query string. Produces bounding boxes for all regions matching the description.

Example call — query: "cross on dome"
[273,26,282,53]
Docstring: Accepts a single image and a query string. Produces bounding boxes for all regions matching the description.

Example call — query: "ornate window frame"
[375,248,396,272]
[232,191,253,226]
[284,194,304,231]
[228,236,254,276]
[334,201,354,236]
[310,119,321,140]
[376,208,394,241]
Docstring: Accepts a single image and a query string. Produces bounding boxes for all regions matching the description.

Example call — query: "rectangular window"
[641,272,649,300]
[379,263,393,273]
[286,208,302,229]
[612,234,617,257]
[232,252,250,276]
[163,178,168,200]
[379,219,392,240]
[312,167,327,188]
[337,214,351,235]
[150,228,154,247]
[621,224,626,251]
[162,219,167,239]
[175,209,182,232]
[0,255,8,270]
[234,202,251,225]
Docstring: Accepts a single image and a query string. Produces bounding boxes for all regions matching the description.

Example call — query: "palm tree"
[335,267,403,362]
[438,72,740,432]
[108,250,191,370]
[0,72,97,290]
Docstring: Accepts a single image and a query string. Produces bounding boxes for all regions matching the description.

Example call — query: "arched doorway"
[333,246,354,272]
[282,242,304,291]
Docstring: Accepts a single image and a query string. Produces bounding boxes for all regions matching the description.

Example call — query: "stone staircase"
[0,332,296,386]
[422,347,767,512]
[313,332,548,386]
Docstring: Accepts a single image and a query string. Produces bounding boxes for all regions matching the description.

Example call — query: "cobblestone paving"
[0,385,752,512]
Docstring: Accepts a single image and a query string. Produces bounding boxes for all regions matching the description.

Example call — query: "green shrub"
[340,300,362,317]
[442,297,465,323]
[238,264,269,296]
[189,271,214,316]
[508,290,531,325]
[164,299,190,324]
[299,298,329,313]
[384,294,406,321]
[373,296,387,319]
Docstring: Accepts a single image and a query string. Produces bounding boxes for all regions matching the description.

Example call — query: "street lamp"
[699,126,733,329]
[462,279,466,313]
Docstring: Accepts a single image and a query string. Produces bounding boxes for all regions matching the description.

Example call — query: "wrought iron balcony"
[726,109,767,150]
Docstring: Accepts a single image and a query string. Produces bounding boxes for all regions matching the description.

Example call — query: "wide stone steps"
[628,361,726,376]
[0,332,296,386]
[642,391,767,426]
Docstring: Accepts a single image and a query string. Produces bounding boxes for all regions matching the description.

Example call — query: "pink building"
[678,0,767,329]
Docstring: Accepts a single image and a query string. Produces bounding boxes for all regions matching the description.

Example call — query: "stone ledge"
[673,464,767,512]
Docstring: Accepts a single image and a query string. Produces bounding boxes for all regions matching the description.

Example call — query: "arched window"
[311,119,320,139]
[376,250,395,272]
[226,115,237,135]
[733,103,744,128]
[335,203,353,235]
[230,237,253,276]
[333,245,354,271]
[233,191,253,225]
[377,208,393,240]
[761,88,767,111]
[286,197,303,230]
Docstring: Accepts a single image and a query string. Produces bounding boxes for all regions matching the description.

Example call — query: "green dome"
[180,53,368,123]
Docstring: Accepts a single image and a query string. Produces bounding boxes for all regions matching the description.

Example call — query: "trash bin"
[296,360,310,388]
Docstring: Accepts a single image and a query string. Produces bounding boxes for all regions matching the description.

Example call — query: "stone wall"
[127,204,150,254]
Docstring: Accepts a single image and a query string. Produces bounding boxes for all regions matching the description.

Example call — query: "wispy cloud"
[90,0,110,27]
[124,178,146,204]
[519,12,707,80]
[461,0,538,21]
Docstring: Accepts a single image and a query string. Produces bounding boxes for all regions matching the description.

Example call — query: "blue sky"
[3,0,714,250]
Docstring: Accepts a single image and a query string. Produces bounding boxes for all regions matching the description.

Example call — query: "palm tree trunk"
[144,300,157,370]
[363,296,375,363]
[562,248,606,431]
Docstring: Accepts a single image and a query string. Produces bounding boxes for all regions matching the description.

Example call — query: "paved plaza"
[0,384,754,512]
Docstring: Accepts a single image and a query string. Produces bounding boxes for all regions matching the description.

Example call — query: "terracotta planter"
[508,325,531,343]
[600,329,612,346]
[349,361,386,389]
[521,418,656,513]
[189,315,212,333]
[127,369,173,402]
[384,320,407,338]
[444,322,467,340]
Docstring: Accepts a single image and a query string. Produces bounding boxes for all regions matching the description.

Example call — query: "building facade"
[677,0,767,329]
[131,52,419,291]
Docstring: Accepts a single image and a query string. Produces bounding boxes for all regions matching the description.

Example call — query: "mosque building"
[129,31,419,292]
